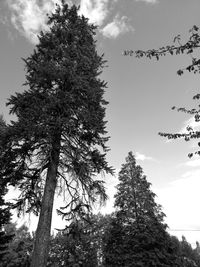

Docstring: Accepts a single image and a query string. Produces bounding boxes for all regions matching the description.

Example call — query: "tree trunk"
[31,136,60,267]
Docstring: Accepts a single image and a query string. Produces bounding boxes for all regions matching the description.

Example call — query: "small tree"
[104,152,178,267]
[1,2,112,266]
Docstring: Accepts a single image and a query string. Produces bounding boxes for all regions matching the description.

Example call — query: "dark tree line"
[1,152,200,267]
[1,0,200,265]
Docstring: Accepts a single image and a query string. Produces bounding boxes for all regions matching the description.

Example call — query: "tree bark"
[31,136,60,267]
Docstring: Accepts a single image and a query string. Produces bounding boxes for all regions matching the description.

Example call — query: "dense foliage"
[47,213,111,267]
[2,3,200,264]
[103,152,179,267]
[3,1,112,221]
[2,155,200,266]
[0,116,13,262]
[0,223,33,267]
[0,2,112,266]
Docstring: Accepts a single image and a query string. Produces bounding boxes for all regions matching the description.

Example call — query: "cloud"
[7,0,63,44]
[101,14,134,39]
[180,116,200,134]
[175,116,200,148]
[165,116,200,144]
[135,0,158,4]
[7,0,133,43]
[185,158,200,167]
[79,0,110,26]
[99,173,118,214]
[135,151,155,161]
[7,0,111,43]
[154,170,200,246]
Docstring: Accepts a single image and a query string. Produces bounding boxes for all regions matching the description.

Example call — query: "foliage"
[0,223,33,267]
[104,152,179,267]
[0,1,112,266]
[169,235,200,267]
[48,220,98,267]
[1,219,200,267]
[0,116,13,261]
[47,213,112,267]
[125,26,200,158]
[2,1,112,219]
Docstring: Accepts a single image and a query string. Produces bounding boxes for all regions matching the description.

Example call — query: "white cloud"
[7,0,134,43]
[135,151,155,161]
[154,170,200,246]
[185,158,200,167]
[79,0,109,26]
[101,14,134,39]
[7,0,63,44]
[180,116,200,134]
[135,0,158,4]
[98,173,118,214]
[174,116,200,148]
[165,116,200,144]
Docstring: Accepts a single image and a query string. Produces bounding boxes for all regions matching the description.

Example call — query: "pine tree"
[1,2,112,266]
[104,152,178,267]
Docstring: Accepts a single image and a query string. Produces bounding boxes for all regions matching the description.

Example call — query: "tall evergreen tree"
[1,2,112,266]
[104,152,178,267]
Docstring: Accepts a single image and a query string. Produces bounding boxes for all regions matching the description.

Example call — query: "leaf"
[177,69,184,76]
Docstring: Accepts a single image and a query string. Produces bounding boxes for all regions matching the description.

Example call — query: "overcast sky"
[1,0,200,246]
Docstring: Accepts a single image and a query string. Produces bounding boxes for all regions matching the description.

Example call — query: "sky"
[1,0,200,247]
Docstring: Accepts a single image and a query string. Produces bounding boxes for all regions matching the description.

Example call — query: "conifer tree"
[1,2,112,266]
[104,152,178,267]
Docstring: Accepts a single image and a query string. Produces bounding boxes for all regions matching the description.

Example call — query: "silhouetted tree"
[1,2,112,266]
[104,152,179,266]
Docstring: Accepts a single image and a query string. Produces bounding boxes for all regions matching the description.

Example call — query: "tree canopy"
[0,223,33,267]
[104,152,178,267]
[0,2,112,266]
